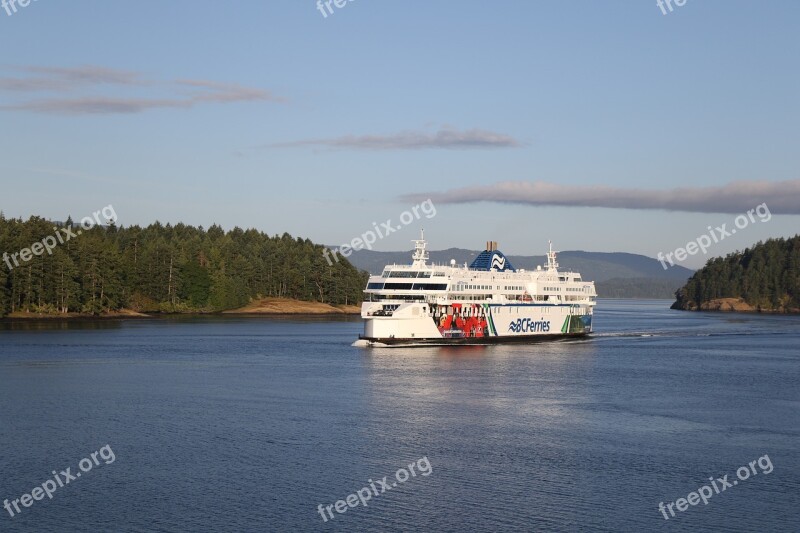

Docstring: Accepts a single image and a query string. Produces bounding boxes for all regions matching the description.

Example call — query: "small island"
[672,235,800,313]
[0,215,367,319]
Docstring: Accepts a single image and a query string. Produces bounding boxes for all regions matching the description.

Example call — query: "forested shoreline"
[672,235,800,312]
[0,215,368,317]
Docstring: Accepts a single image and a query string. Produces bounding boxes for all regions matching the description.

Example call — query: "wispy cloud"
[7,97,196,115]
[0,65,143,92]
[400,179,800,214]
[263,127,521,151]
[0,65,283,115]
[176,79,286,104]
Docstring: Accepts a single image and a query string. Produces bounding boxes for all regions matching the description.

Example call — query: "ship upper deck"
[363,234,597,304]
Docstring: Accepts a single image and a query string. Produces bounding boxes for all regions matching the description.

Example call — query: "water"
[0,300,798,532]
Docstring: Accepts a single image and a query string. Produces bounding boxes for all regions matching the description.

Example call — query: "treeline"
[0,215,367,316]
[672,235,800,312]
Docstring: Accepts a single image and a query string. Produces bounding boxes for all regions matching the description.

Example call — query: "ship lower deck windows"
[367,294,425,302]
[375,282,448,291]
[411,283,448,291]
[383,282,414,290]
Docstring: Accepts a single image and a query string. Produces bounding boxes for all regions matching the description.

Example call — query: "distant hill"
[597,277,688,299]
[342,247,694,299]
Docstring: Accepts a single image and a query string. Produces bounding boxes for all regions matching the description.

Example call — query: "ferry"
[357,232,596,346]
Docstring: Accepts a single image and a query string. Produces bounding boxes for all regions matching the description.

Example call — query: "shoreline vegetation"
[1,297,361,320]
[0,216,368,319]
[671,235,800,314]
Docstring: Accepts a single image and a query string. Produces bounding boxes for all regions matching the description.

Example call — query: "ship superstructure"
[358,232,596,345]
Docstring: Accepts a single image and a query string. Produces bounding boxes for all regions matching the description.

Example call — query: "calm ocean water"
[0,300,798,532]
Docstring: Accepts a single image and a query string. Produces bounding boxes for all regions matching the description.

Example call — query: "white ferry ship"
[357,232,597,346]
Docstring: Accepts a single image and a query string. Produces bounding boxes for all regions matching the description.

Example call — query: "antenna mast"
[546,240,559,271]
[411,229,429,266]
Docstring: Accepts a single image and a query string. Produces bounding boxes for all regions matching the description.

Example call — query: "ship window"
[383,282,414,290]
[412,283,448,291]
[389,271,418,278]
[367,282,384,289]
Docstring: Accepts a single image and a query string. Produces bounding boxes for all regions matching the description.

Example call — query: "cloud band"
[400,179,800,214]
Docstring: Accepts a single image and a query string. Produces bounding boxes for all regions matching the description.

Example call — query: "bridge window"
[388,271,418,278]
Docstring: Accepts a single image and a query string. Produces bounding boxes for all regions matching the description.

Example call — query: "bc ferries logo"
[508,318,550,333]
[491,254,506,271]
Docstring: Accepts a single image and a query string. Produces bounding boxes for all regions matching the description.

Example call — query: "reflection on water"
[362,341,599,432]
[0,319,126,331]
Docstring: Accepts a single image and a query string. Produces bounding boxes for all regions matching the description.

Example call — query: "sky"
[1,0,798,269]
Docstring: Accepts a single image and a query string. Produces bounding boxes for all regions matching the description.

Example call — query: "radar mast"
[411,230,429,267]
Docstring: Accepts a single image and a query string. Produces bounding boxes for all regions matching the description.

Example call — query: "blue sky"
[1,0,798,268]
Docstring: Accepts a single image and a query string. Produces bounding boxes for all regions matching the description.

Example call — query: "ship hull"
[358,331,589,347]
[360,302,592,347]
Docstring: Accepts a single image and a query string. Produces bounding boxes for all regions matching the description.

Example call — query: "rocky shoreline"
[671,297,800,313]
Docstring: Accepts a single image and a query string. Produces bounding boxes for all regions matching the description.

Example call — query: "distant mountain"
[596,277,689,299]
[341,248,695,299]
